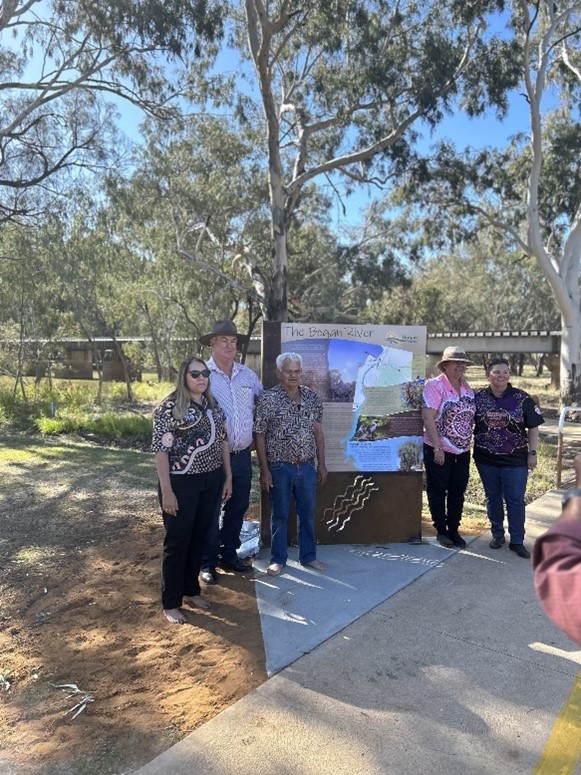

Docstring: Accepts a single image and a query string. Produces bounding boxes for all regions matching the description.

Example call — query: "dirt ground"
[0,437,266,775]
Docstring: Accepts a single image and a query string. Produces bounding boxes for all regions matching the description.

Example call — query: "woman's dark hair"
[485,357,510,375]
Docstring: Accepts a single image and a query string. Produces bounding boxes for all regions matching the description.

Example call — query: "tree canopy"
[387,0,581,400]
[0,0,223,224]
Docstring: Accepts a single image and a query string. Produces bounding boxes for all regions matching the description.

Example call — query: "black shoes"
[218,557,252,573]
[202,558,252,580]
[448,531,467,548]
[436,532,466,548]
[509,543,531,559]
[488,538,529,558]
[200,567,218,585]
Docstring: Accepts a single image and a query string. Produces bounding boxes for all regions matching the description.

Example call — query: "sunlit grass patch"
[0,446,39,464]
[35,411,152,438]
[12,545,61,564]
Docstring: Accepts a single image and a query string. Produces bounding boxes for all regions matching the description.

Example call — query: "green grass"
[0,374,167,440]
[35,412,152,437]
[0,432,154,483]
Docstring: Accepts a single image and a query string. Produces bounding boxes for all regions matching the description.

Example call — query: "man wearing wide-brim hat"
[199,321,263,583]
[199,320,250,348]
[422,346,476,549]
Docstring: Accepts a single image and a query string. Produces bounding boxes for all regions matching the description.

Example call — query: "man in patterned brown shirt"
[254,352,328,577]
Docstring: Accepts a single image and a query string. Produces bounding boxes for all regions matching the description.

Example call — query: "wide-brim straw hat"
[199,320,249,346]
[436,346,473,369]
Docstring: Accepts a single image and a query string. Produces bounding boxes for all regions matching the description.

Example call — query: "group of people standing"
[422,346,545,559]
[151,326,545,625]
[152,321,327,624]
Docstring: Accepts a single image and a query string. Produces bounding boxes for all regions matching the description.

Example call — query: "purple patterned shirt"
[474,384,544,467]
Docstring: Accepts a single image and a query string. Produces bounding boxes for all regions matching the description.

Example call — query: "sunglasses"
[188,369,211,379]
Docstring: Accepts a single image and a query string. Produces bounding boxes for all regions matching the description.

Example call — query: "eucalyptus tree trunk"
[519,1,581,407]
[110,333,134,401]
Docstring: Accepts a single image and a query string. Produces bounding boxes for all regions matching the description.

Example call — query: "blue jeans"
[202,448,252,568]
[476,464,528,544]
[269,460,318,565]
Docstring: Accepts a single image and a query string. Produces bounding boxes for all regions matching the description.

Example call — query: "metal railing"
[556,406,581,488]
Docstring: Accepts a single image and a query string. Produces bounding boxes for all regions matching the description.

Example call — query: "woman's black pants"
[159,468,223,609]
[423,445,470,535]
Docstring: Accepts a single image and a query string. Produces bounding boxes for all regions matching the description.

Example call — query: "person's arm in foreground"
[155,451,178,516]
[533,454,581,644]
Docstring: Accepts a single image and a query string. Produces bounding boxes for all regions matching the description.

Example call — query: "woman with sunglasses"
[152,356,232,624]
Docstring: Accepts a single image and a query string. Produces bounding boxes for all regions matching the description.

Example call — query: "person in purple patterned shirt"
[474,357,544,559]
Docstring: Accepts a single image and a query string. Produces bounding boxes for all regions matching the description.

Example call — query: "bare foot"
[266,563,284,577]
[183,595,211,610]
[302,559,328,572]
[164,608,187,624]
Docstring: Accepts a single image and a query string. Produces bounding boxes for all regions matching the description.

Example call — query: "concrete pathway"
[134,487,580,775]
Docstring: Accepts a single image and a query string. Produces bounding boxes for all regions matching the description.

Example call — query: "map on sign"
[343,346,422,472]
[353,348,413,409]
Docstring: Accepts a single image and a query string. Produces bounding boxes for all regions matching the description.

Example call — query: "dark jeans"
[476,463,528,545]
[424,444,470,535]
[202,447,252,568]
[160,468,223,609]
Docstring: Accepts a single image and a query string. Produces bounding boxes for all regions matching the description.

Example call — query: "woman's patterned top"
[152,394,227,474]
[474,384,544,467]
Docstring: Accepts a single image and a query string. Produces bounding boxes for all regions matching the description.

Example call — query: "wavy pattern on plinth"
[323,475,379,533]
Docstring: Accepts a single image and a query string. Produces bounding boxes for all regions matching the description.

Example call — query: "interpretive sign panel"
[280,323,426,473]
[260,322,427,544]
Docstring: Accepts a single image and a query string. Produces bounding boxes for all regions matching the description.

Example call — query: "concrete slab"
[252,539,475,676]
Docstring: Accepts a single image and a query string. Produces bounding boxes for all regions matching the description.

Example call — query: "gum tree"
[0,0,223,224]
[221,0,516,321]
[392,1,581,403]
